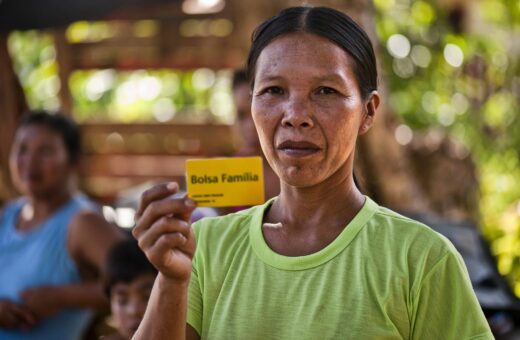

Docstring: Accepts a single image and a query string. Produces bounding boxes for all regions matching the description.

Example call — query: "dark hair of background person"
[104,237,158,296]
[246,6,378,100]
[18,110,82,164]
[232,69,249,90]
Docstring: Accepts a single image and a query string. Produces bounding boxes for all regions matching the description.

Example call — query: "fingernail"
[167,182,178,191]
[185,198,196,208]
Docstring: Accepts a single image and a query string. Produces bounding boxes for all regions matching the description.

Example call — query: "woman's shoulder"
[367,201,459,258]
[371,202,445,234]
[0,197,25,211]
[0,197,25,224]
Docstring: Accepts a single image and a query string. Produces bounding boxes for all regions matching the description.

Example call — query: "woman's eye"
[317,87,338,95]
[264,86,284,95]
[16,145,27,156]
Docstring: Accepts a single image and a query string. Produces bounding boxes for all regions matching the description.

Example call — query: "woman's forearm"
[132,274,190,340]
[20,281,108,321]
[58,282,107,310]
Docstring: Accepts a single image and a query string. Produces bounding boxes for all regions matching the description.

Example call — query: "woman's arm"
[131,183,199,340]
[21,282,106,319]
[68,209,125,277]
[21,210,124,321]
[133,274,199,340]
[0,299,35,329]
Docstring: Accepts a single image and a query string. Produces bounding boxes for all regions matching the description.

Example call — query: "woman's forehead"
[255,33,355,82]
[15,124,62,143]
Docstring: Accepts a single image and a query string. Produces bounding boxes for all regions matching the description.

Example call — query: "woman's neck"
[266,173,365,233]
[262,171,365,256]
[19,188,73,229]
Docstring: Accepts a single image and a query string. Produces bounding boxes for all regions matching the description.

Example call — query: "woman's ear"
[358,91,380,135]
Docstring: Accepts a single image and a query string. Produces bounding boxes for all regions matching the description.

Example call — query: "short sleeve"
[187,224,203,335]
[410,250,494,339]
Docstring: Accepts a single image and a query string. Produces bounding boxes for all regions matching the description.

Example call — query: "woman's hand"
[132,183,197,283]
[20,286,62,322]
[0,299,35,329]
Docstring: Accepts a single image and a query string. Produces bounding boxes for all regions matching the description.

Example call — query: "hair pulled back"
[247,6,378,99]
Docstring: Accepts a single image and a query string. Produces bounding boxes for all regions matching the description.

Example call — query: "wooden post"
[0,31,27,204]
[53,29,73,115]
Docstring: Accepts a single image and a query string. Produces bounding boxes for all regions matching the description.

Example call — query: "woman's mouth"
[277,140,321,157]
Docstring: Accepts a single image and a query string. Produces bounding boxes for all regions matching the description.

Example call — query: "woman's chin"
[279,170,322,188]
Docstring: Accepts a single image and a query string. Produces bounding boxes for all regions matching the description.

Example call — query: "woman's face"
[252,32,377,188]
[9,124,73,198]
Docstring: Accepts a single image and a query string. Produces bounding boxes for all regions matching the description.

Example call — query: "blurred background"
[1,0,519,333]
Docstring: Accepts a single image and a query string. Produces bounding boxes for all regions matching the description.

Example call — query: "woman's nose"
[281,95,314,129]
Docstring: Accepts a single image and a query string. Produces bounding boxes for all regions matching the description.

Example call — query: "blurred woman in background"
[0,111,123,339]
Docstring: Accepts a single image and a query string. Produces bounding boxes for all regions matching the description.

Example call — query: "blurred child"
[102,238,157,340]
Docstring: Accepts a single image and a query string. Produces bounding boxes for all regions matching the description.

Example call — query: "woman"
[0,111,123,339]
[132,6,493,340]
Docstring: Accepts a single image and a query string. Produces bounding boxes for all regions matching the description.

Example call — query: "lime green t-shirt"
[187,197,493,339]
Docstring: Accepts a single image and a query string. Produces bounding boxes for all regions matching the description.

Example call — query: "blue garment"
[0,195,94,340]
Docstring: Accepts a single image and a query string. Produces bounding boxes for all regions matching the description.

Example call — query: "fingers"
[134,197,195,238]
[136,182,179,219]
[150,233,189,259]
[10,304,36,327]
[0,301,35,329]
[132,182,198,281]
[137,216,191,251]
[147,232,195,276]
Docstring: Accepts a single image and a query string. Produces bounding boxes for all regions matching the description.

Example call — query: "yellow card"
[186,157,265,207]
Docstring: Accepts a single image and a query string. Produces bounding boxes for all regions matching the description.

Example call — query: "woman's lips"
[277,140,321,157]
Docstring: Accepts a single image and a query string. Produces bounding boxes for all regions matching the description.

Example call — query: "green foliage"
[69,68,234,124]
[374,0,520,295]
[8,31,60,111]
[8,31,235,124]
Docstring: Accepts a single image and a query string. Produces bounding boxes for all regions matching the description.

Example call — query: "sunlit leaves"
[68,69,234,123]
[8,31,60,110]
[376,0,520,294]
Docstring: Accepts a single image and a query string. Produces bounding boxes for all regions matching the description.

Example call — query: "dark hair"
[247,6,378,99]
[104,238,157,296]
[19,110,82,164]
[232,68,249,90]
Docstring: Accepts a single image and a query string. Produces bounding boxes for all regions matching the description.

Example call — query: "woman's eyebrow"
[255,72,287,82]
[314,73,348,83]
